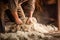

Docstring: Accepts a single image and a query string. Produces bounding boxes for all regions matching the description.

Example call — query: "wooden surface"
[58,0,60,30]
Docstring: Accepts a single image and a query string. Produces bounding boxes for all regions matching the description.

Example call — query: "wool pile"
[5,17,58,33]
[0,17,59,40]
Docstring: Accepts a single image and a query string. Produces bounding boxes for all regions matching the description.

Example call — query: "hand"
[15,18,23,25]
[26,17,32,24]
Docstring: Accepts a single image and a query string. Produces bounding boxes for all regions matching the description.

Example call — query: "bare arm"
[26,0,35,24]
[8,0,18,20]
[27,0,35,17]
[8,0,23,24]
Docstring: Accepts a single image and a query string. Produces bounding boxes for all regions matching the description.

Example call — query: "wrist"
[29,11,33,17]
[29,16,32,18]
[29,14,33,18]
[15,18,20,20]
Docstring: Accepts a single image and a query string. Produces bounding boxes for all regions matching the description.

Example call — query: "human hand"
[26,17,32,24]
[15,18,23,25]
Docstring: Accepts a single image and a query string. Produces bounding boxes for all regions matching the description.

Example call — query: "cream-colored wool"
[1,17,59,40]
[5,17,58,33]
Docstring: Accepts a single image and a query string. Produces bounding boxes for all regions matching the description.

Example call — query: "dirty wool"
[0,17,58,40]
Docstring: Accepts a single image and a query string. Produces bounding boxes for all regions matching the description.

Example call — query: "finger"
[27,20,29,24]
[27,21,31,24]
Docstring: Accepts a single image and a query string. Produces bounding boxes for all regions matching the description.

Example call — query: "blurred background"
[33,0,58,27]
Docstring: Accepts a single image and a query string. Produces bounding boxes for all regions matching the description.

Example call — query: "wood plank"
[58,0,60,30]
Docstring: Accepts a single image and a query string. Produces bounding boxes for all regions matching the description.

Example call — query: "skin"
[26,0,35,24]
[11,0,35,24]
[11,9,23,24]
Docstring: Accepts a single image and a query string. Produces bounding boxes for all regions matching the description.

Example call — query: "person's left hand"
[26,17,32,24]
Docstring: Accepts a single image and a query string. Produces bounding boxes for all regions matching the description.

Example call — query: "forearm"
[30,5,35,17]
[11,9,19,20]
[8,0,19,20]
[28,0,35,17]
